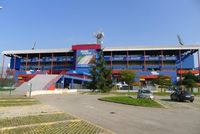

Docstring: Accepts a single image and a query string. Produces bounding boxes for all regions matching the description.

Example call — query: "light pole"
[28,83,32,97]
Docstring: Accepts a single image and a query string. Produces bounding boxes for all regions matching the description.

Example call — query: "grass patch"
[111,92,137,96]
[82,91,169,96]
[154,92,171,96]
[0,97,39,107]
[0,113,75,128]
[99,96,163,108]
[0,113,110,134]
[2,120,106,134]
[193,92,200,96]
[81,91,138,96]
[83,90,200,97]
[81,91,110,95]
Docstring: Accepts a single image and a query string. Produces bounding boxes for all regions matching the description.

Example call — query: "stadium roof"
[103,45,200,51]
[2,48,72,55]
[2,45,200,55]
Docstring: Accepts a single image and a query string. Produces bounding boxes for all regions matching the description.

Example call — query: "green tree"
[181,72,198,92]
[88,63,98,91]
[88,51,113,93]
[119,70,136,91]
[152,75,172,92]
[0,79,15,87]
[182,72,198,82]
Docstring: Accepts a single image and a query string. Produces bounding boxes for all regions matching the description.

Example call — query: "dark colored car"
[170,90,194,102]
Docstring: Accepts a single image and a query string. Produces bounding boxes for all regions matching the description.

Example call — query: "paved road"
[156,96,200,109]
[36,94,200,134]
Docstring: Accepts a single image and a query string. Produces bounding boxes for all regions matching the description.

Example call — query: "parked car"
[137,89,154,99]
[170,90,194,102]
[115,82,129,90]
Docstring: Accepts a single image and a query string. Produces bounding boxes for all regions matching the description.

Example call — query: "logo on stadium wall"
[76,49,96,67]
[151,71,159,75]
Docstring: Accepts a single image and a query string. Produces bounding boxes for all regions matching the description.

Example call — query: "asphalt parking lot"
[156,95,200,109]
[36,94,200,134]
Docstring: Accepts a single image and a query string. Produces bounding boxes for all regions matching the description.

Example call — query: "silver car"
[137,89,154,99]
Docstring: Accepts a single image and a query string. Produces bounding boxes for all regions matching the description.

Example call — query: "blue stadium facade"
[1,44,200,89]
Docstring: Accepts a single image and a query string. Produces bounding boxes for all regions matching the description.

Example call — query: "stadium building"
[1,44,200,92]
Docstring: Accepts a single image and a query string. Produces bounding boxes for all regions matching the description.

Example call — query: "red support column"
[13,56,16,70]
[13,55,16,81]
[1,55,5,78]
[126,51,129,69]
[51,53,54,74]
[66,52,68,72]
[144,50,146,71]
[198,50,200,78]
[110,51,113,81]
[161,50,164,70]
[179,50,182,84]
[110,51,113,69]
[38,53,41,70]
[25,54,28,71]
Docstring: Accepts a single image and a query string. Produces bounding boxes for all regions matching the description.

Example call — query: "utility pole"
[28,83,32,97]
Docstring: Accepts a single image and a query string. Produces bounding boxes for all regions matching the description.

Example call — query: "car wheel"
[177,98,181,102]
[190,99,194,102]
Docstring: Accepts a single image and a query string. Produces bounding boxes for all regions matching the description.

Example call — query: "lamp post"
[28,83,32,97]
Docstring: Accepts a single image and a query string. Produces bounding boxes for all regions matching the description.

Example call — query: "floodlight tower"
[177,34,184,46]
[0,6,3,78]
[94,31,104,45]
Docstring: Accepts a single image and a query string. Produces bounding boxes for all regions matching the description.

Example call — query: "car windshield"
[141,90,151,94]
[182,91,191,95]
[176,90,191,95]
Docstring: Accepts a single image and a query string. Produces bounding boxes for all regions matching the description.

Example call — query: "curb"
[155,100,168,108]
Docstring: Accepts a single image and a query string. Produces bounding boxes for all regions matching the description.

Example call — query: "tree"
[181,72,198,92]
[119,70,136,91]
[152,75,172,92]
[88,63,98,91]
[182,72,198,82]
[88,50,113,93]
[182,79,196,88]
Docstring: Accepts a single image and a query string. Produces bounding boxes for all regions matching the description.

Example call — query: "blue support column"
[70,79,74,89]
[81,81,84,89]
[61,77,65,89]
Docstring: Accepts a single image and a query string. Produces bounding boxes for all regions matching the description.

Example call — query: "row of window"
[19,55,177,62]
[104,56,177,61]
[20,65,73,70]
[21,56,74,62]
[105,65,177,69]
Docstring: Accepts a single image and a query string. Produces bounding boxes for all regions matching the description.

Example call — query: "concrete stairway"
[14,74,60,95]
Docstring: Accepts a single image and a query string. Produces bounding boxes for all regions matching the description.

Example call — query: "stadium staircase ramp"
[14,74,62,96]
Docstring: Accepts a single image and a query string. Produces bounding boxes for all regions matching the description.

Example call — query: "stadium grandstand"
[1,44,200,93]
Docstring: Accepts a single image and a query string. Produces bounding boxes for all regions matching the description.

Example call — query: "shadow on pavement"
[160,99,191,103]
[160,99,173,102]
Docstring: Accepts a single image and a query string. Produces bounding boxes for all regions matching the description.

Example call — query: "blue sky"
[0,0,200,64]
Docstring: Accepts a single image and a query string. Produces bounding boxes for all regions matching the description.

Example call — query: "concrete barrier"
[77,89,91,92]
[26,89,78,96]
[116,90,138,93]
